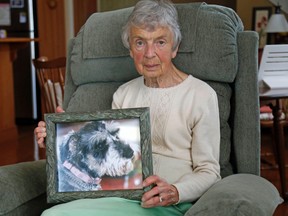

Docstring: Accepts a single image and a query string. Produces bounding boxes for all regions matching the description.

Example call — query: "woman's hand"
[34,121,46,148]
[141,175,179,208]
[34,106,65,148]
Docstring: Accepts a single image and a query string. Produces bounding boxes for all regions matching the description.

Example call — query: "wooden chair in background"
[33,56,66,116]
[32,56,66,160]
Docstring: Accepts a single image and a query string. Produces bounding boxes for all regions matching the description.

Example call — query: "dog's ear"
[67,133,79,150]
[60,130,79,162]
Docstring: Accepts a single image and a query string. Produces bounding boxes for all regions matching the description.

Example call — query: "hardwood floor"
[0,124,288,215]
[260,127,288,216]
[0,124,36,165]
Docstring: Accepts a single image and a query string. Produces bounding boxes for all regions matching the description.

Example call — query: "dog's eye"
[96,139,108,150]
[91,139,110,159]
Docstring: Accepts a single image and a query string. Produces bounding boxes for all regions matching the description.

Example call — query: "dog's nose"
[123,148,134,159]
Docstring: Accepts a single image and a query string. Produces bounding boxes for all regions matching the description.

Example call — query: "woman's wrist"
[171,184,180,205]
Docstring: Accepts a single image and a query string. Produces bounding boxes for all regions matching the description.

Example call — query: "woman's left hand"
[141,175,179,208]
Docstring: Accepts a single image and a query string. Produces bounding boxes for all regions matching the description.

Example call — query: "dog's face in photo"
[58,120,138,191]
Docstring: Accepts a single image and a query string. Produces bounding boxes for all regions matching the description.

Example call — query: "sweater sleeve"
[112,91,120,109]
[111,77,141,109]
[111,84,125,109]
[173,90,221,203]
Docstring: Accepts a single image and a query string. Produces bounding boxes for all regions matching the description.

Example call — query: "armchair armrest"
[0,160,50,216]
[185,174,283,216]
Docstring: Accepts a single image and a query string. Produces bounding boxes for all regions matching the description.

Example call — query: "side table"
[259,88,288,200]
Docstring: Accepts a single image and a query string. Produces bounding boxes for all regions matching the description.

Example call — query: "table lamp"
[265,5,288,43]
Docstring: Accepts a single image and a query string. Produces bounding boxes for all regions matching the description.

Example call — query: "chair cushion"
[185,174,283,216]
[207,81,233,177]
[174,3,243,82]
[66,83,122,112]
[70,2,243,86]
[82,3,200,58]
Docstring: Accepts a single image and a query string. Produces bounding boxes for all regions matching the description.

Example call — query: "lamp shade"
[265,6,288,33]
[265,14,288,32]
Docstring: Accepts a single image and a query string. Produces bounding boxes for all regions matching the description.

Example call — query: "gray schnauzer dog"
[58,121,136,192]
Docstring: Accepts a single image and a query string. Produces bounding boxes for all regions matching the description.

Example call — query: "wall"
[173,0,235,9]
[98,0,236,12]
[73,0,97,33]
[98,0,280,31]
[37,0,66,59]
[37,0,97,59]
[236,0,274,30]
[36,0,282,60]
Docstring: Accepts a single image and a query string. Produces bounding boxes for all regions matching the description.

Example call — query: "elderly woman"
[35,0,221,215]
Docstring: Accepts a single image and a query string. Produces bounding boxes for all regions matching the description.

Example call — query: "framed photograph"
[252,7,272,49]
[45,107,153,203]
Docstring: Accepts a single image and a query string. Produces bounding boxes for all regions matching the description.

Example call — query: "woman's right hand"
[34,106,65,148]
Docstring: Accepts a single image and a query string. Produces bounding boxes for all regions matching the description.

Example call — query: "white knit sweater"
[112,75,221,203]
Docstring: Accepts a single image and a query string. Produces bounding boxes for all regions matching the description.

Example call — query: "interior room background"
[35,0,286,119]
[38,0,281,64]
[0,0,285,127]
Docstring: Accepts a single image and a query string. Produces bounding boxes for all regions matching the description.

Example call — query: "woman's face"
[129,26,178,79]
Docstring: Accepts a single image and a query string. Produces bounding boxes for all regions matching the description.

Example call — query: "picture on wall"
[252,7,272,49]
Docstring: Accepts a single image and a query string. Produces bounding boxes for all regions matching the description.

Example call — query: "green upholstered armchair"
[0,3,283,216]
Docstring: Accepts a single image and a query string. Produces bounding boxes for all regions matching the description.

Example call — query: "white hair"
[121,0,182,51]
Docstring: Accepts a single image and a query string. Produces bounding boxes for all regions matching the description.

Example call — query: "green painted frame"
[45,107,153,203]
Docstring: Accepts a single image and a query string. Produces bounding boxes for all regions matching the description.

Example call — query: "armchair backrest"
[64,2,260,178]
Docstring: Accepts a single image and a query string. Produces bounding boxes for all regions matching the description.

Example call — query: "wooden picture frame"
[45,107,153,203]
[252,7,272,49]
